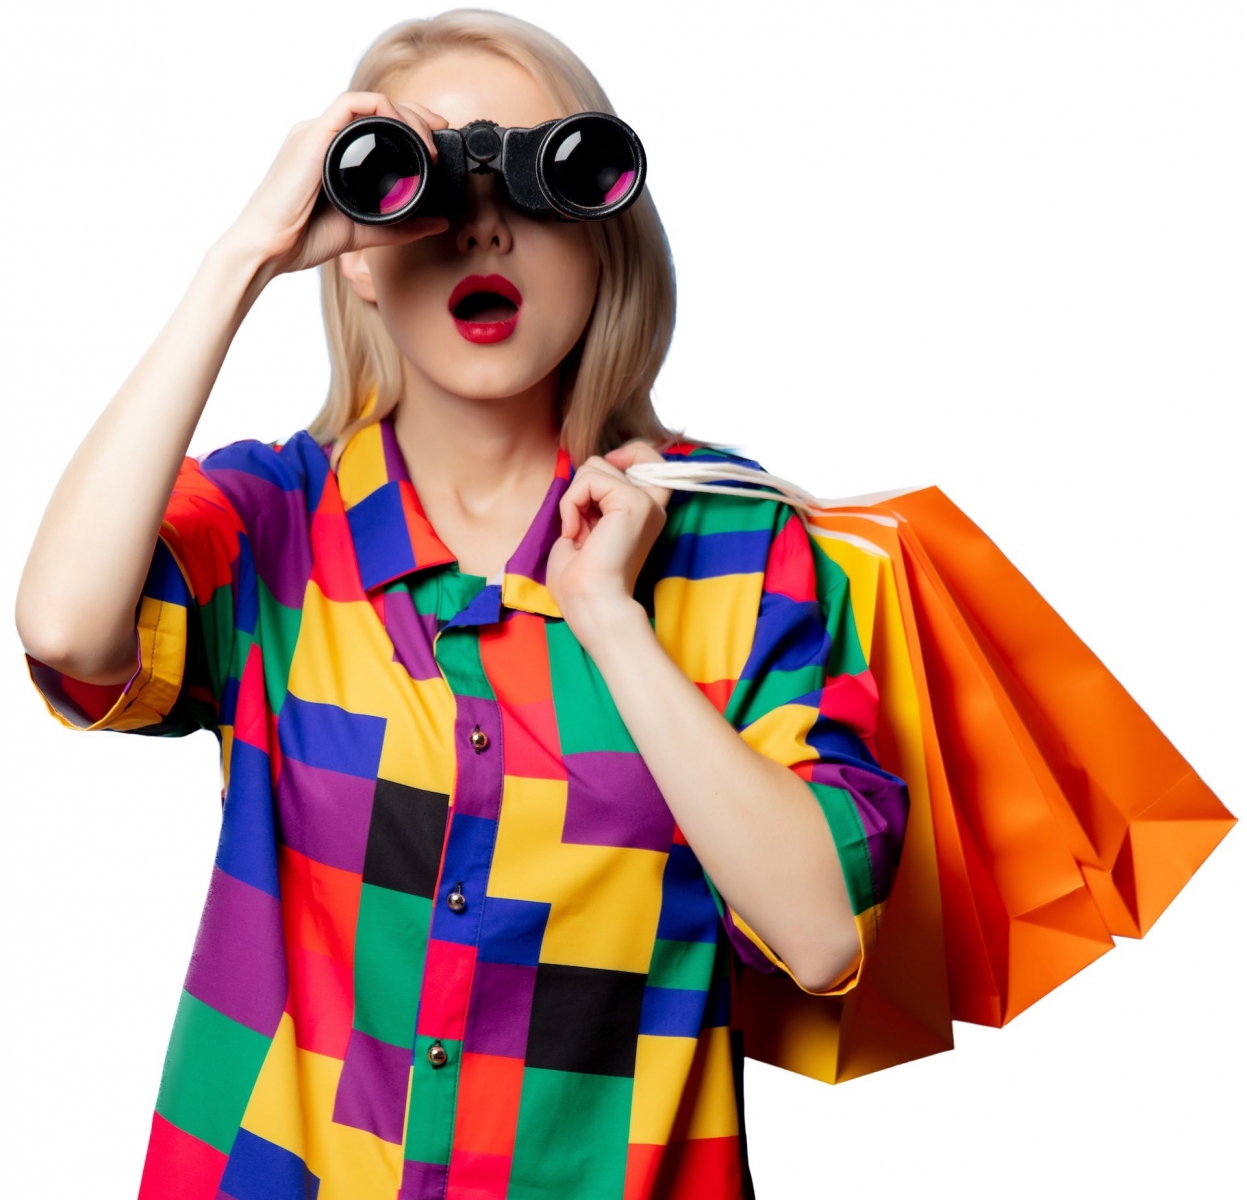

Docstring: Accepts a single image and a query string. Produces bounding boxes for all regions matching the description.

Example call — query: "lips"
[448,273,523,344]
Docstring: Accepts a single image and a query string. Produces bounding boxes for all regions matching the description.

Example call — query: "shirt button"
[469,725,489,752]
[447,884,467,913]
[427,1041,448,1068]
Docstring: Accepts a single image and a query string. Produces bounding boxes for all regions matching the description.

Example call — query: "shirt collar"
[331,398,571,620]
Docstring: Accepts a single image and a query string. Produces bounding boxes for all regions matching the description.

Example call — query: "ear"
[338,249,378,304]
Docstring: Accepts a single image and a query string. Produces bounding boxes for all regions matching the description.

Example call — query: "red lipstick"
[448,273,523,344]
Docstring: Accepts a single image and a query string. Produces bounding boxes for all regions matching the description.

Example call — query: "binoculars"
[322,111,646,225]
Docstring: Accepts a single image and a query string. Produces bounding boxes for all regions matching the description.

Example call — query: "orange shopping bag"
[630,461,1237,1084]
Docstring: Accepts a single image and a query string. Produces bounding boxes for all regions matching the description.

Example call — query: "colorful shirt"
[25,400,909,1200]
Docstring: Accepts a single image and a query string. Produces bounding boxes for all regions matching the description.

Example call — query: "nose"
[454,173,514,255]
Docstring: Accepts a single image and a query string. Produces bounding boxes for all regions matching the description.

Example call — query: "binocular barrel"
[322,111,646,225]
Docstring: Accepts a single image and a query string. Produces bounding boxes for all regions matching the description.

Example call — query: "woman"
[15,10,907,1199]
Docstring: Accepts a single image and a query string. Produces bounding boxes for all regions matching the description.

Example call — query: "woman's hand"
[546,439,673,649]
[219,91,451,281]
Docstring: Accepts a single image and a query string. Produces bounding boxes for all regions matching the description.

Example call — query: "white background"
[1,2,1243,1195]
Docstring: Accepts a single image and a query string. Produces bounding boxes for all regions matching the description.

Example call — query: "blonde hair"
[305,7,719,471]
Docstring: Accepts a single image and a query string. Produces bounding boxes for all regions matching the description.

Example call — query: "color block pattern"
[26,397,908,1199]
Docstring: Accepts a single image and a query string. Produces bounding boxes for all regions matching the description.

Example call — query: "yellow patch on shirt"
[241,1013,407,1200]
[288,581,458,794]
[629,1033,699,1144]
[488,775,665,973]
[653,573,759,685]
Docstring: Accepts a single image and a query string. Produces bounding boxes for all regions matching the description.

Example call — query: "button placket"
[408,636,506,1166]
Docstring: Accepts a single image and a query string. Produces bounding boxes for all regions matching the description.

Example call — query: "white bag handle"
[624,459,922,526]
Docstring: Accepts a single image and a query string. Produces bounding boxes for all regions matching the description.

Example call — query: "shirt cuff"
[24,590,189,732]
[715,765,895,997]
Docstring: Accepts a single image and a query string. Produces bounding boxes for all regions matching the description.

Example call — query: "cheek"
[369,242,447,317]
[529,228,599,335]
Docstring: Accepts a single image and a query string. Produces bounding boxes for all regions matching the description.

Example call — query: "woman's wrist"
[203,228,281,313]
[568,595,653,663]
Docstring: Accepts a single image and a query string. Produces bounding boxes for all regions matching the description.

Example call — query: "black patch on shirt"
[362,779,450,897]
[525,962,647,1077]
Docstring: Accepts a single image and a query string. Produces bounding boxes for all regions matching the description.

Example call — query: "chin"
[424,345,555,402]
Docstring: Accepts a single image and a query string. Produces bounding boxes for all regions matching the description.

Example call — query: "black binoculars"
[322,111,646,225]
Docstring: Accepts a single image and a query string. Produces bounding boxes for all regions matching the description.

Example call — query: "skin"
[15,49,860,993]
[336,51,604,582]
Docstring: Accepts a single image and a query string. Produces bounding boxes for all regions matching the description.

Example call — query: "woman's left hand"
[546,439,672,647]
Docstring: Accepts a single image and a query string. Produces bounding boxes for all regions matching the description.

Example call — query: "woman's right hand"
[221,91,450,280]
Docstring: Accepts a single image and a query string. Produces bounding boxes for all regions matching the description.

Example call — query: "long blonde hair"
[306,8,718,470]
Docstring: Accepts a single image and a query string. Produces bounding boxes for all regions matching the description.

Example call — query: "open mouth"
[448,274,523,344]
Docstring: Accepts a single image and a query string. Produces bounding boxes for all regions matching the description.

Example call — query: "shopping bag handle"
[624,459,923,520]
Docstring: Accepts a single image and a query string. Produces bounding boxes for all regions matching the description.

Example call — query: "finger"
[391,100,446,162]
[596,451,672,511]
[558,477,599,541]
[394,99,449,131]
[578,455,629,483]
[348,214,451,251]
[573,458,671,512]
[318,90,410,126]
[561,464,626,532]
[315,90,440,161]
[558,487,589,541]
[629,477,672,512]
[559,466,630,527]
[603,440,662,469]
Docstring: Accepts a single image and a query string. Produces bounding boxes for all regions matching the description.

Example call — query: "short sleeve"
[713,501,910,996]
[24,452,251,738]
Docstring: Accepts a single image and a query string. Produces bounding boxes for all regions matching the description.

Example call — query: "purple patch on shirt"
[720,907,782,977]
[331,1028,411,1144]
[380,417,407,483]
[562,751,674,851]
[400,1160,448,1200]
[463,960,537,1058]
[184,867,288,1037]
[451,694,504,819]
[276,757,376,874]
[506,473,569,586]
[810,761,909,900]
[382,589,440,681]
[208,466,313,611]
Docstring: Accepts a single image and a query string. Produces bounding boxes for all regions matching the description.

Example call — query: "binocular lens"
[325,121,428,222]
[542,116,640,214]
[322,112,644,224]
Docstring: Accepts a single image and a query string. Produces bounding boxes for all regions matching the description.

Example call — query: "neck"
[390,361,563,515]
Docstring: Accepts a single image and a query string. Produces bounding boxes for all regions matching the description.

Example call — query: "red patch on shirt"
[285,944,354,1059]
[763,512,818,603]
[278,845,362,965]
[310,508,367,602]
[415,938,477,1042]
[137,1112,227,1200]
[452,1052,525,1157]
[232,642,270,751]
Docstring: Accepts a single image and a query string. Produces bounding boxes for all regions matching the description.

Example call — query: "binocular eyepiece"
[322,111,646,225]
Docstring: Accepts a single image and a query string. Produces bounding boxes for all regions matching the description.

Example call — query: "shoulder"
[656,440,793,546]
[641,442,806,607]
[169,429,329,612]
[192,427,332,522]
[659,438,767,473]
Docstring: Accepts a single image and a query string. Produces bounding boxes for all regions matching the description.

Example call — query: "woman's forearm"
[578,598,861,994]
[14,235,274,682]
